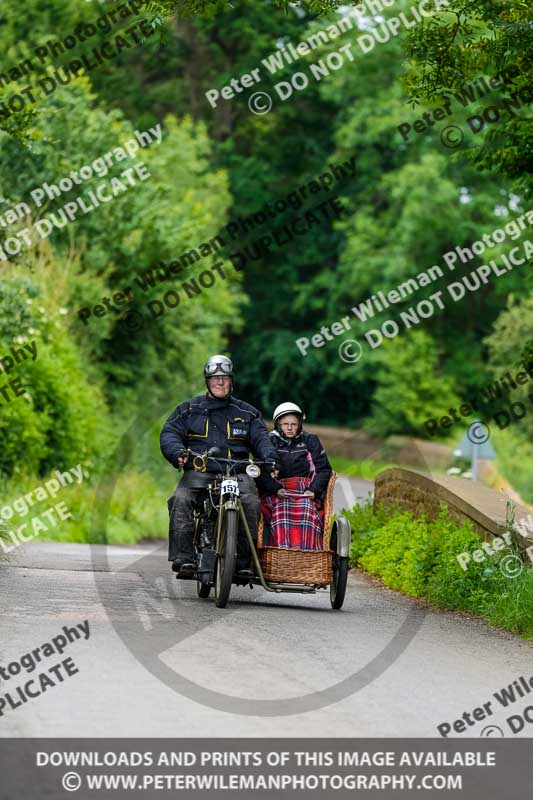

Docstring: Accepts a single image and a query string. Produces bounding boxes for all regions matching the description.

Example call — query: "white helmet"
[273,402,305,424]
[204,354,233,378]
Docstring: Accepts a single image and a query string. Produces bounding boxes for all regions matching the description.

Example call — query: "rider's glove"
[175,449,189,469]
[270,462,281,479]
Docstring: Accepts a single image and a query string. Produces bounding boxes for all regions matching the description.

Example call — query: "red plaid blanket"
[260,476,324,550]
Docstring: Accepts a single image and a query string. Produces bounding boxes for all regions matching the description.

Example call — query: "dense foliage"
[0,0,531,524]
[403,0,533,191]
[346,502,533,638]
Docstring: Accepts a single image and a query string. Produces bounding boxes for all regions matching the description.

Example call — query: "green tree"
[0,258,110,478]
[367,330,461,437]
[403,0,532,192]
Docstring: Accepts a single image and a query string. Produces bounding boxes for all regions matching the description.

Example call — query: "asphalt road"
[1,476,532,738]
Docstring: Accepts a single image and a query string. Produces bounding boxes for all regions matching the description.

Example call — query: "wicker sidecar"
[255,473,351,609]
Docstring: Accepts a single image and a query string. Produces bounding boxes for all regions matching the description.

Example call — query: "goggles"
[205,361,233,376]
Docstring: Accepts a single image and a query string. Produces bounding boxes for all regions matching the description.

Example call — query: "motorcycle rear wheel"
[215,508,238,608]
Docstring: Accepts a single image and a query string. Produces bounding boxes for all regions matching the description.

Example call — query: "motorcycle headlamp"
[246,463,260,478]
[193,454,207,472]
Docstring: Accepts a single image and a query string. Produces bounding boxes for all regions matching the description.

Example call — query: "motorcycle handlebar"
[186,449,277,470]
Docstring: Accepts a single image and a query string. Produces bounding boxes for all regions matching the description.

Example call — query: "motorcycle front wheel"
[214,508,238,608]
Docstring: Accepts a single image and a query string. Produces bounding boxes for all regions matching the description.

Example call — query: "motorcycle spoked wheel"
[214,507,238,608]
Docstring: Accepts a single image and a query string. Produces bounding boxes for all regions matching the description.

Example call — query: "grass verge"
[330,457,403,481]
[0,524,9,558]
[329,456,450,481]
[0,467,171,550]
[345,502,533,640]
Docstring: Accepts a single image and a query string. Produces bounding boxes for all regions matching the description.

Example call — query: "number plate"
[221,478,239,497]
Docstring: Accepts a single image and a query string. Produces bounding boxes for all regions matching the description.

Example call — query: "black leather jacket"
[258,429,333,499]
[160,393,278,474]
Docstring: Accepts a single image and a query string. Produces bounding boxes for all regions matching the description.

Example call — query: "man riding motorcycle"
[160,355,279,577]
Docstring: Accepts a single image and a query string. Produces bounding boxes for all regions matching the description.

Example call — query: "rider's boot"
[172,556,196,577]
[236,539,258,578]
[237,566,254,579]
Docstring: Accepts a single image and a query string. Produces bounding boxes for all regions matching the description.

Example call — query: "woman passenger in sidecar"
[257,402,333,550]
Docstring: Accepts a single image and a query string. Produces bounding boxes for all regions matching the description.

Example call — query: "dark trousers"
[168,473,261,563]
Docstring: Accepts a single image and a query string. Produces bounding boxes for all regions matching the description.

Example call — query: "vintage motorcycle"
[175,447,351,609]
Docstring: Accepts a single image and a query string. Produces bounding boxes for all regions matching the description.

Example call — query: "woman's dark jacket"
[258,429,333,500]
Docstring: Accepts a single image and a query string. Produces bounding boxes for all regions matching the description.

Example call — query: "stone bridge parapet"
[374,468,533,549]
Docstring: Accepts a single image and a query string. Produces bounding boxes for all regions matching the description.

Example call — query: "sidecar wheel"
[330,553,349,610]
